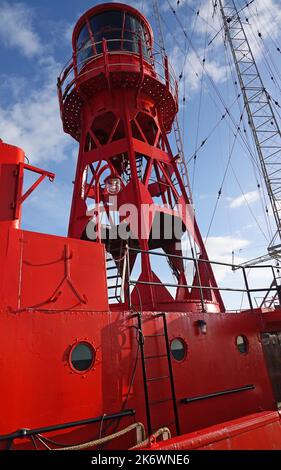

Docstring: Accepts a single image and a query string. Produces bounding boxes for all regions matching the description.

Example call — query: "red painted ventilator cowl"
[58,2,178,140]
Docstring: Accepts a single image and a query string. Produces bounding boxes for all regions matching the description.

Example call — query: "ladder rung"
[144,334,165,338]
[144,354,168,359]
[107,275,121,280]
[106,266,118,271]
[147,375,170,382]
[108,284,122,289]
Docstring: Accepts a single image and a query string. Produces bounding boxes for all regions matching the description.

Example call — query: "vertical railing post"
[137,37,145,102]
[272,266,281,305]
[126,245,132,310]
[102,38,110,89]
[242,267,253,311]
[164,55,170,93]
[73,49,78,81]
[191,247,206,313]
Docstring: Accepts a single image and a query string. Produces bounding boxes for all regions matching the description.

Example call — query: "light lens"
[105,176,121,195]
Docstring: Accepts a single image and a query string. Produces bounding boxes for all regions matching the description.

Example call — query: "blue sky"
[0,0,281,307]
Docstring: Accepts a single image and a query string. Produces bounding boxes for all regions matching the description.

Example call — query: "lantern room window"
[76,24,92,68]
[76,9,150,69]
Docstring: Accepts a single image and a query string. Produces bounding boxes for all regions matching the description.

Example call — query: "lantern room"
[72,3,153,71]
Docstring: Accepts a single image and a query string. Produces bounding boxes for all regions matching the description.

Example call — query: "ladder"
[124,155,143,182]
[106,254,122,303]
[173,114,193,203]
[136,312,180,436]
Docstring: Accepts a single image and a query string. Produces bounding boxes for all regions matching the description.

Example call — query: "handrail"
[181,385,255,404]
[0,409,135,443]
[124,246,281,311]
[126,246,281,271]
[58,38,178,109]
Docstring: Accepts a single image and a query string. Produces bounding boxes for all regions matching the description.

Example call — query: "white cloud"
[206,235,250,262]
[229,190,260,209]
[173,0,281,94]
[0,56,75,164]
[205,235,250,283]
[204,234,275,310]
[170,45,228,92]
[63,23,74,43]
[0,1,42,57]
[246,0,281,41]
[23,179,72,235]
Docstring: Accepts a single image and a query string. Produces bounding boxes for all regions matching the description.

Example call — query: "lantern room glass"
[76,9,150,70]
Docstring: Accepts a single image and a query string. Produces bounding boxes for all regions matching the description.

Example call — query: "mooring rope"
[49,422,146,451]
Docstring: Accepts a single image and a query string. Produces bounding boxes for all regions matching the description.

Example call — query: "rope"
[129,427,172,449]
[48,422,145,451]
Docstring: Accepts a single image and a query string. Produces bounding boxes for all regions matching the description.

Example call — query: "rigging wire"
[251,0,281,77]
[220,13,274,241]
[205,113,242,243]
[230,162,269,241]
[233,0,281,241]
[237,0,281,95]
[187,94,241,164]
[180,0,201,149]
[207,0,256,47]
[165,0,267,173]
[176,0,218,33]
[191,0,210,195]
[165,0,274,249]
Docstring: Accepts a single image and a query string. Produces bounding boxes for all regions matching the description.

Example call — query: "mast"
[218,0,281,261]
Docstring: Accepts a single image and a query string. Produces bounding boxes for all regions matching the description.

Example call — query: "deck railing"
[107,245,281,312]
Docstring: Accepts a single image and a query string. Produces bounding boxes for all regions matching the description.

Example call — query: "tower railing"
[57,38,178,113]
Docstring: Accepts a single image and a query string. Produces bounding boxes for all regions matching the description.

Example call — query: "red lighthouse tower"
[58,2,224,312]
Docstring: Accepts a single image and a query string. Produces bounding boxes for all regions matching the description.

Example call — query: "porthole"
[236,335,248,354]
[70,342,95,372]
[171,338,186,362]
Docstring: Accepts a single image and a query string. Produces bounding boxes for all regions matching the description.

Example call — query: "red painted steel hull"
[0,224,281,449]
[141,411,281,450]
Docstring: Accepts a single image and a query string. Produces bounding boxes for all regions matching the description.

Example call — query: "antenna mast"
[219,0,281,261]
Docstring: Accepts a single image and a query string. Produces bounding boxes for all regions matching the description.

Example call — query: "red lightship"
[0,2,281,451]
